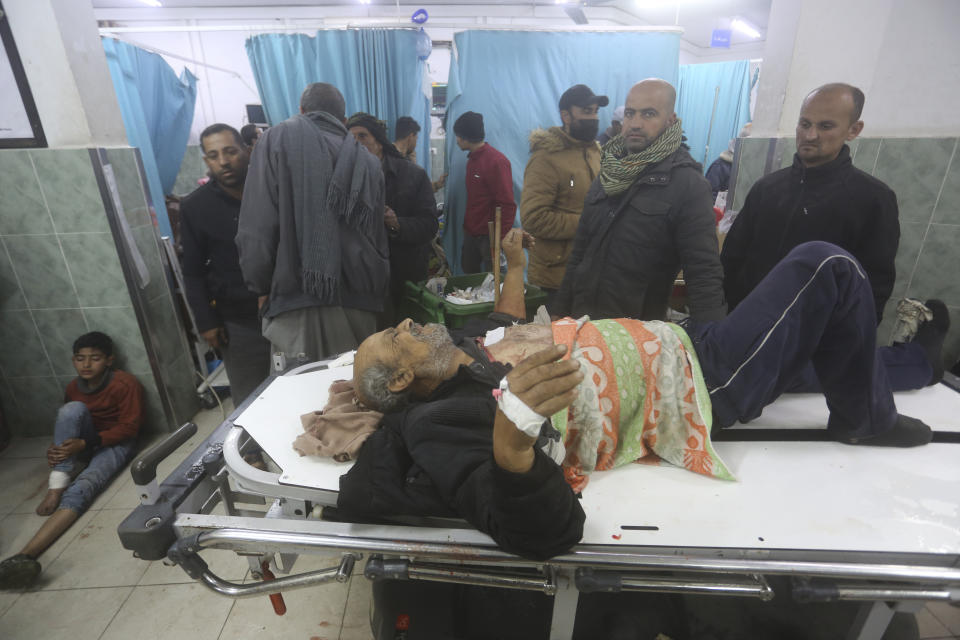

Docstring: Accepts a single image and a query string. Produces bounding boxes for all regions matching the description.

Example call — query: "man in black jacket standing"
[721,83,946,389]
[181,124,270,403]
[347,113,438,324]
[722,83,898,320]
[551,79,726,323]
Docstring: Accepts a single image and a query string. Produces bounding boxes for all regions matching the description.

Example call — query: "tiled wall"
[172,144,207,197]
[729,136,960,370]
[0,147,198,437]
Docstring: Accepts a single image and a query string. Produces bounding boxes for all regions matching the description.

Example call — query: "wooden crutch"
[492,207,502,304]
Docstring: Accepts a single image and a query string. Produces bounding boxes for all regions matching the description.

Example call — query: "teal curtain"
[442,30,680,273]
[245,30,431,173]
[102,37,197,237]
[676,60,751,171]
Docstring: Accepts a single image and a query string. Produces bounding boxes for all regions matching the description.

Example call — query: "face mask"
[569,118,599,142]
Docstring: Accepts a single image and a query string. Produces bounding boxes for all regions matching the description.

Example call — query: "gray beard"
[412,323,459,378]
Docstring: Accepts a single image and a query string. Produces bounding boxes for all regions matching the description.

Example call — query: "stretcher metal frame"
[119,364,960,640]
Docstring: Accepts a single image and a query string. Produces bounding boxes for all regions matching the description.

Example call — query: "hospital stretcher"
[118,359,960,639]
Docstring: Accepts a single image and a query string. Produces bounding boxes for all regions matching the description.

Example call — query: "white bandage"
[496,377,546,438]
[48,470,72,490]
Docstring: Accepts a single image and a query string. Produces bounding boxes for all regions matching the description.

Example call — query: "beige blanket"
[293,380,383,462]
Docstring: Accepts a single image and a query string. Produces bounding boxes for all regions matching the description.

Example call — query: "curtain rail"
[98,24,684,35]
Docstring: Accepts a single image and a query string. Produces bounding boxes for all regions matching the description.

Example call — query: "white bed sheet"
[234,371,960,554]
[233,366,356,491]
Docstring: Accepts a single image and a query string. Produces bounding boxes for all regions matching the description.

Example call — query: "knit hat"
[346,112,401,157]
[454,111,485,142]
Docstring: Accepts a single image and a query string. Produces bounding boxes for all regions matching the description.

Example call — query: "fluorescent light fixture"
[359,0,371,4]
[635,0,710,8]
[731,17,762,39]
[139,0,162,6]
[555,0,572,4]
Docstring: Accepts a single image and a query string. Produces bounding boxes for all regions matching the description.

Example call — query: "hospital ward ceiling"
[92,0,772,50]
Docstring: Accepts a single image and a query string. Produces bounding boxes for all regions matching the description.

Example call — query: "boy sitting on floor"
[0,331,143,589]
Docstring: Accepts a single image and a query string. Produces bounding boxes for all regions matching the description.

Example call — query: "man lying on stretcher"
[338,229,944,560]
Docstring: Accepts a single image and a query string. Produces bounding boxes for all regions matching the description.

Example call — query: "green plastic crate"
[398,273,548,329]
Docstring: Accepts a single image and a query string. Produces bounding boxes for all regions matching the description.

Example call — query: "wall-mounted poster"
[0,2,46,147]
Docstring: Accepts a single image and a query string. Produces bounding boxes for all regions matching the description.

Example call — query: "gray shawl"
[294,112,380,300]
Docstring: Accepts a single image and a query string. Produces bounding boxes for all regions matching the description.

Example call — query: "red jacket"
[463,143,517,237]
[65,370,144,447]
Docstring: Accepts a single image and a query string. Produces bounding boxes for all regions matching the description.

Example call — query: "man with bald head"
[722,83,948,390]
[551,79,726,323]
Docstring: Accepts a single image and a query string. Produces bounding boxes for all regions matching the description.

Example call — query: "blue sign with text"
[711,29,732,48]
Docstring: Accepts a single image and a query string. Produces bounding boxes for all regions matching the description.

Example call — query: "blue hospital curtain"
[102,37,197,237]
[677,60,751,171]
[442,30,680,274]
[245,30,432,173]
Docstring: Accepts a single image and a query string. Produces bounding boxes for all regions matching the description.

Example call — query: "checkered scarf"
[599,120,684,196]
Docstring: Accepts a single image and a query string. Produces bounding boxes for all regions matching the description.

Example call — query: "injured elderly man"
[335,229,944,560]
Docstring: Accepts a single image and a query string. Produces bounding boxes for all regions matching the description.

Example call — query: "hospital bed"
[118,358,960,639]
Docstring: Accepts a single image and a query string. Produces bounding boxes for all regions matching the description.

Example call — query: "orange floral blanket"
[550,318,733,492]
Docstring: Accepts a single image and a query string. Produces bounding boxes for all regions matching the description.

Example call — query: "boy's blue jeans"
[52,401,136,514]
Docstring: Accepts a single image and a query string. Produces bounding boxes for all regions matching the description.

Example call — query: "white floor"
[0,401,374,640]
[1,404,960,640]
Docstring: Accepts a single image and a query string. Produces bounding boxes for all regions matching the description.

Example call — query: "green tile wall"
[731,136,960,370]
[0,147,198,437]
[172,145,208,197]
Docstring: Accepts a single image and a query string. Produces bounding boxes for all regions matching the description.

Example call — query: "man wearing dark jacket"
[347,113,438,324]
[551,79,726,322]
[721,84,944,389]
[237,83,389,363]
[181,124,270,403]
[722,84,898,322]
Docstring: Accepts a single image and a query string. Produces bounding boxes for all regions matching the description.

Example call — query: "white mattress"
[235,370,960,554]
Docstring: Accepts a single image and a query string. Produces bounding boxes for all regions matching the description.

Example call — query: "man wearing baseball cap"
[520,84,607,299]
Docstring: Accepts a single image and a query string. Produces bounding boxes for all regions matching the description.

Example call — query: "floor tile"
[0,436,49,459]
[0,509,97,566]
[0,590,20,618]
[338,575,374,640]
[220,553,351,639]
[101,583,235,640]
[927,602,960,635]
[100,473,140,511]
[36,508,149,589]
[0,585,131,640]
[918,605,952,638]
[0,457,53,514]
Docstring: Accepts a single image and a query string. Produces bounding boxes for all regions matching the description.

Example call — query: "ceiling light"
[359,0,371,4]
[731,17,762,39]
[139,0,162,6]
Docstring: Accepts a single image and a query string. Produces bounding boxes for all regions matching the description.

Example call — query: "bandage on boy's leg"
[48,470,72,489]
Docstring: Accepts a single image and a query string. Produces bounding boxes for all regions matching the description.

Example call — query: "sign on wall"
[0,2,46,147]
